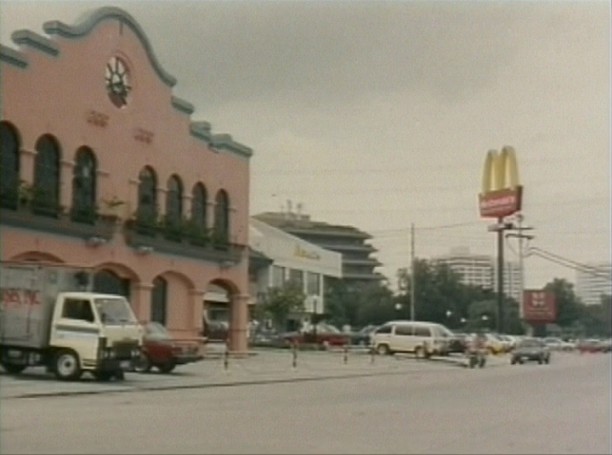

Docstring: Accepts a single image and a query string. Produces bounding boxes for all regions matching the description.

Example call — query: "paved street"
[1,351,610,454]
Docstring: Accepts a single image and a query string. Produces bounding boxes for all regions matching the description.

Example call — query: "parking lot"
[1,345,526,399]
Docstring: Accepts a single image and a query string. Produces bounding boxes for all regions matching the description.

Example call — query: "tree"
[260,286,305,331]
[543,278,584,327]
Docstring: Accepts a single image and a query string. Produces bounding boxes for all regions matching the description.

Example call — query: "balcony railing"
[123,217,244,264]
[0,204,117,241]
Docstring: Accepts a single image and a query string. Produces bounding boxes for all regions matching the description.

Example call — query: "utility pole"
[488,220,515,333]
[497,216,504,333]
[506,214,534,327]
[410,223,416,321]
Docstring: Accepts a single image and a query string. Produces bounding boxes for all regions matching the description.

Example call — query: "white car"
[370,320,450,358]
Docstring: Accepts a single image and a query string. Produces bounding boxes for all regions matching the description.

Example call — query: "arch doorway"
[93,269,131,299]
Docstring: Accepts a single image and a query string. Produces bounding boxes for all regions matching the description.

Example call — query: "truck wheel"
[157,362,176,374]
[54,350,82,380]
[1,362,27,375]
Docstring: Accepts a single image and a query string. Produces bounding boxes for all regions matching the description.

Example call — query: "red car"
[577,339,608,354]
[281,323,350,348]
[135,322,204,373]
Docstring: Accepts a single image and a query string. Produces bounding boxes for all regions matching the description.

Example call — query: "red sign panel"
[479,187,523,218]
[522,290,556,323]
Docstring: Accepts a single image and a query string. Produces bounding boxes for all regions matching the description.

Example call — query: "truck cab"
[49,292,143,380]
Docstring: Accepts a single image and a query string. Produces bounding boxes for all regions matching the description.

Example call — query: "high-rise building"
[435,247,522,301]
[253,209,383,289]
[575,263,611,306]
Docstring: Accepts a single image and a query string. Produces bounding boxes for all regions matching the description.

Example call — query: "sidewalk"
[0,348,510,399]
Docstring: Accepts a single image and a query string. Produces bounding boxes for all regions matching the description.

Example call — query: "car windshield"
[94,297,137,325]
[145,322,172,340]
[519,339,542,348]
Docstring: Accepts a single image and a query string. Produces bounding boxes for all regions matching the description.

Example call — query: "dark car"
[135,322,204,373]
[447,332,470,354]
[350,325,378,346]
[511,338,551,365]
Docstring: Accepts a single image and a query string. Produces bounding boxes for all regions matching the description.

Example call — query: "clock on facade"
[105,56,131,107]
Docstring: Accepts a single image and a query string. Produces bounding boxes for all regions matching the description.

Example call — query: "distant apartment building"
[575,262,612,306]
[253,207,383,290]
[435,247,522,301]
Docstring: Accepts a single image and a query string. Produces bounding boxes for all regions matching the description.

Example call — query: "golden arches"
[481,146,520,194]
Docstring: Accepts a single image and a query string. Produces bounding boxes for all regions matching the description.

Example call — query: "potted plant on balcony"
[183,219,210,247]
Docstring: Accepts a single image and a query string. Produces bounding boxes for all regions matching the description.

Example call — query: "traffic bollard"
[292,342,298,368]
[223,346,229,370]
[343,345,348,364]
[370,347,375,364]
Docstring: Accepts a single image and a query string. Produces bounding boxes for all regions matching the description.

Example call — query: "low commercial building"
[249,218,342,330]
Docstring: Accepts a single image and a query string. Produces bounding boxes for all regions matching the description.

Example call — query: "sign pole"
[497,216,504,334]
[410,223,416,321]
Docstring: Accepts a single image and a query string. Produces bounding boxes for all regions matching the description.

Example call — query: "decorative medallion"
[105,56,131,108]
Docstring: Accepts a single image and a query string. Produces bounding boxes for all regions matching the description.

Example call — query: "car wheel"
[537,357,543,365]
[518,358,524,365]
[54,350,82,381]
[134,353,152,373]
[545,356,550,364]
[376,344,390,356]
[157,362,176,374]
[511,357,517,365]
[415,346,426,359]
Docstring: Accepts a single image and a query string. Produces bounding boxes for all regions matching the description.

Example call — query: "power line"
[526,248,612,281]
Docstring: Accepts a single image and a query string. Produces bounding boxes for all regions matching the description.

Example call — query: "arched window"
[93,269,131,300]
[163,175,183,241]
[191,183,207,227]
[136,166,157,235]
[0,122,20,209]
[71,147,97,224]
[188,183,208,246]
[214,190,230,244]
[165,175,183,224]
[33,135,61,217]
[150,276,167,326]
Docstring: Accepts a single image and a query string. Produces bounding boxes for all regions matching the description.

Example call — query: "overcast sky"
[1,0,610,290]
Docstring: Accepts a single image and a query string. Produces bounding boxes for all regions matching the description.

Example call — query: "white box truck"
[0,263,143,381]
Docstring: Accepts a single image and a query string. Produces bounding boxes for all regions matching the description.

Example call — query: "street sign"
[522,290,556,323]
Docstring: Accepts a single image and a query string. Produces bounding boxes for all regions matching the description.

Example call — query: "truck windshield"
[94,297,136,325]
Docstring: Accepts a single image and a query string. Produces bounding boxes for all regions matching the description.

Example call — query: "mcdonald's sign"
[522,290,556,323]
[478,146,523,218]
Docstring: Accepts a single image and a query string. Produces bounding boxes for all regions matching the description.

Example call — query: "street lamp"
[395,303,402,318]
[481,314,489,330]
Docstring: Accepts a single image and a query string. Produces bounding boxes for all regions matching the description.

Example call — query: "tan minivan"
[370,320,451,358]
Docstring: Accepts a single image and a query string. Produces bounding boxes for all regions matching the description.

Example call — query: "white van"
[370,320,451,358]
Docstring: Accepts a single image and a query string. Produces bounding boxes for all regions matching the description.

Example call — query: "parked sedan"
[281,323,350,348]
[511,338,551,365]
[577,338,609,353]
[135,322,204,373]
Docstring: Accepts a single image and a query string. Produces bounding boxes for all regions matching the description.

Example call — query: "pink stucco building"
[0,7,252,352]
